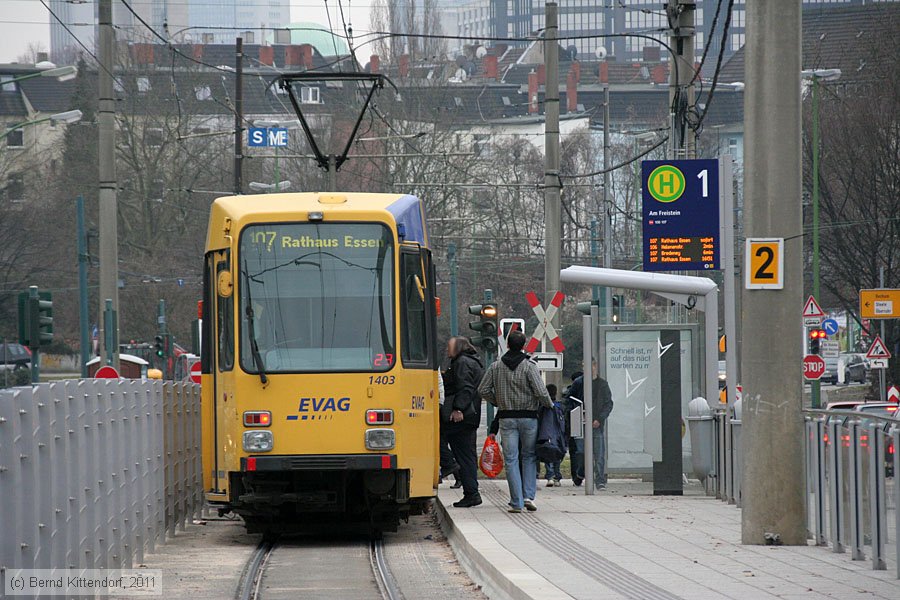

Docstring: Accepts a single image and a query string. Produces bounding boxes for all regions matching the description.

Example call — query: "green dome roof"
[270,22,350,57]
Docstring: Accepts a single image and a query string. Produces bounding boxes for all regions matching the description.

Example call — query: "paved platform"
[436,478,899,600]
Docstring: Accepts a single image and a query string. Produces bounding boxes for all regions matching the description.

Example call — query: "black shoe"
[450,478,463,489]
[453,494,483,508]
[573,478,583,487]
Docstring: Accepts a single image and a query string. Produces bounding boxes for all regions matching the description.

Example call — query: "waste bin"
[687,396,715,486]
[731,398,743,506]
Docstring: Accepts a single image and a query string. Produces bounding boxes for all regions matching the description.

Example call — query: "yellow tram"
[201,193,440,533]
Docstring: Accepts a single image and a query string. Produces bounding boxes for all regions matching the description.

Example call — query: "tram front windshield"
[239,222,395,373]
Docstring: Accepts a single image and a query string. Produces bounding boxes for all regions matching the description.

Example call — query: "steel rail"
[370,538,404,600]
[236,539,275,600]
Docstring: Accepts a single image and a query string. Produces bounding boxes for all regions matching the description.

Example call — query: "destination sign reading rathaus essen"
[641,159,720,272]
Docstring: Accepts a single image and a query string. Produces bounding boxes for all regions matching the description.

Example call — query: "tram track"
[236,538,275,600]
[235,535,404,600]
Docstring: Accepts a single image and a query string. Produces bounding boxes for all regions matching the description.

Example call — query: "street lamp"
[5,65,78,86]
[801,68,841,410]
[248,180,292,192]
[3,109,83,139]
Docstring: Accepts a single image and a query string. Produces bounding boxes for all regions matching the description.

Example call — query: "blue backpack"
[536,402,567,463]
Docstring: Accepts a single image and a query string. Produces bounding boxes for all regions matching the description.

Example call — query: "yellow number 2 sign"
[745,238,784,289]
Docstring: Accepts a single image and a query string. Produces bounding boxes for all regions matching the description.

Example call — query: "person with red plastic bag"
[479,433,503,478]
[477,330,553,513]
[442,336,485,508]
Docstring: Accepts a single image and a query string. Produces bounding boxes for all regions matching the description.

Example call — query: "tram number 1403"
[369,375,396,385]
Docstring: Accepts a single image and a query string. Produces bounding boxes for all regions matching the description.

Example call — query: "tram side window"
[401,252,428,364]
[217,254,234,371]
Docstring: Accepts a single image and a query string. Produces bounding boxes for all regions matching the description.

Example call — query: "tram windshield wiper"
[242,260,268,385]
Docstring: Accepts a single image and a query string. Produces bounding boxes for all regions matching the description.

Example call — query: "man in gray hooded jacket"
[478,330,553,513]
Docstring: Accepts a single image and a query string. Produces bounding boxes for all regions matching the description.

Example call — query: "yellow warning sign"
[745,238,783,289]
[860,289,900,319]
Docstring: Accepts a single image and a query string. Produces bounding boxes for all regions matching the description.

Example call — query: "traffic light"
[468,303,499,352]
[612,294,623,323]
[481,303,498,351]
[35,294,53,345]
[18,290,52,347]
[808,329,826,355]
[155,334,165,358]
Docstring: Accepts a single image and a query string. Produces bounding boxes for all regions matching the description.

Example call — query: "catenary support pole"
[583,314,594,495]
[810,75,821,408]
[233,37,243,195]
[741,0,806,545]
[98,0,119,369]
[449,243,458,336]
[879,267,886,401]
[668,0,696,158]
[543,2,561,388]
[602,84,612,322]
[77,195,90,377]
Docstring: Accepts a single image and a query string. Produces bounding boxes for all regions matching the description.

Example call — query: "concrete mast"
[741,1,806,545]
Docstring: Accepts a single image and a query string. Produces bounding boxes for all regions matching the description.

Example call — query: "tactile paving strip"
[481,486,683,600]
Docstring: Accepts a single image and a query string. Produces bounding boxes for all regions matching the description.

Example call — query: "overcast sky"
[1,1,373,64]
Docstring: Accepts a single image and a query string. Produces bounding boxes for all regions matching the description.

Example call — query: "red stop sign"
[190,361,201,385]
[95,365,120,379]
[803,355,826,380]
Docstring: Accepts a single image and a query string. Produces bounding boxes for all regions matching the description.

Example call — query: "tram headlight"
[243,430,274,452]
[365,428,395,450]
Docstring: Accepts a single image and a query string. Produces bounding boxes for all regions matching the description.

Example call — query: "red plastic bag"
[479,434,504,478]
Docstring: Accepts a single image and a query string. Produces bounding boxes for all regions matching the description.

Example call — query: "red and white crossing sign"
[865,335,891,359]
[190,361,202,385]
[525,291,565,353]
[887,385,899,404]
[803,355,826,380]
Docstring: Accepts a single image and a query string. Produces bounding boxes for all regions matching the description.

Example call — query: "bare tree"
[16,41,48,64]
[803,30,900,384]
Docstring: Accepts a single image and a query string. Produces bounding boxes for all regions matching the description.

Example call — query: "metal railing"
[803,408,899,577]
[0,379,203,575]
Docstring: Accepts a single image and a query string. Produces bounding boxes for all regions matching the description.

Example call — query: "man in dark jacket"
[569,360,614,489]
[442,336,485,507]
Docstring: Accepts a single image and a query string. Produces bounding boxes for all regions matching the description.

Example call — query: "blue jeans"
[543,461,562,480]
[593,426,607,486]
[568,437,584,483]
[499,418,538,509]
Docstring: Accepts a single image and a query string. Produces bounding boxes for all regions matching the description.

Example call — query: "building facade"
[454,0,887,66]
[49,0,290,63]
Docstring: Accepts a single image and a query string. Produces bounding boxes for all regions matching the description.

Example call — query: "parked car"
[841,354,868,384]
[0,342,31,370]
[820,354,867,384]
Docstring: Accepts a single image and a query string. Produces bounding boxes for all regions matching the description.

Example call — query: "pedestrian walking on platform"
[478,330,553,513]
[443,336,484,508]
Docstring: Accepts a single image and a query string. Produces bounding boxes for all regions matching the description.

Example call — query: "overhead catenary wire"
[118,0,239,75]
[562,135,669,179]
[38,0,124,86]
[691,0,735,135]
